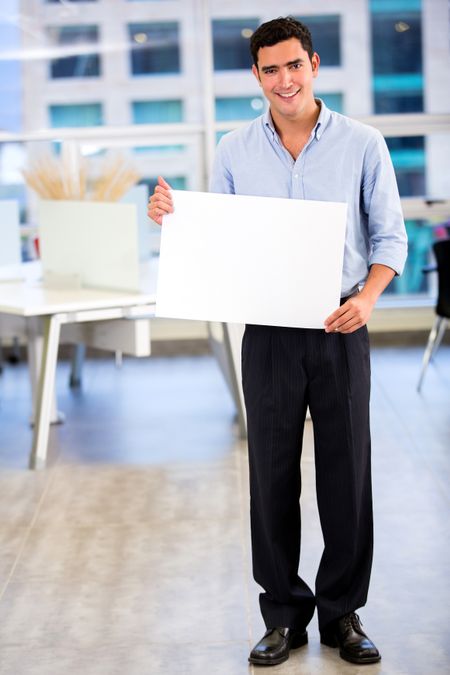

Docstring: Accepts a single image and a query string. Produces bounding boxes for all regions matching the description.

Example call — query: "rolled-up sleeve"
[362,130,408,275]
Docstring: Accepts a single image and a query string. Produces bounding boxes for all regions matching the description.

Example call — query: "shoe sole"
[339,650,382,665]
[320,636,381,664]
[248,632,308,666]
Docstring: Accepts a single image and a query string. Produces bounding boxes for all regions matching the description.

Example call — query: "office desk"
[0,263,246,469]
[0,263,158,469]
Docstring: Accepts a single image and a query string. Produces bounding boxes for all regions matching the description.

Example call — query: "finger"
[149,199,172,216]
[324,304,348,327]
[334,311,364,332]
[158,175,172,190]
[151,191,173,209]
[325,307,352,332]
[339,320,363,334]
[150,205,170,221]
[147,210,163,226]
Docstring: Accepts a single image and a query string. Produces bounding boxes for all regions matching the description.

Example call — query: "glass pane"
[371,12,422,75]
[132,100,183,124]
[386,136,425,197]
[215,97,263,121]
[374,90,423,114]
[49,103,103,127]
[48,25,100,78]
[213,19,259,71]
[386,219,435,295]
[295,15,341,66]
[316,93,343,113]
[128,22,180,75]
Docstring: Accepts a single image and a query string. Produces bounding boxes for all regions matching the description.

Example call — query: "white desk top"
[0,261,157,317]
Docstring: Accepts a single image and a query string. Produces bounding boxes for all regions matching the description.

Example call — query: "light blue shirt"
[210,100,408,297]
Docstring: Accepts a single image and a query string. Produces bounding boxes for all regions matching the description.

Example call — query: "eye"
[265,68,276,75]
[290,63,302,70]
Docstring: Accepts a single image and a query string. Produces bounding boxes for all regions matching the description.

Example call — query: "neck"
[270,98,321,138]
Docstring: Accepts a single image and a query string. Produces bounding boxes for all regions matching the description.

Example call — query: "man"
[148,16,407,667]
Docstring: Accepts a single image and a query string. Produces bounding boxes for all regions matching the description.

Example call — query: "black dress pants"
[241,323,373,632]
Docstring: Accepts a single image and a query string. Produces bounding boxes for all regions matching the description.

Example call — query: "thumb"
[158,175,172,190]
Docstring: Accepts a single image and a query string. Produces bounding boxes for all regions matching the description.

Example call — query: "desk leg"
[69,343,86,388]
[210,322,247,439]
[27,317,64,425]
[29,315,61,470]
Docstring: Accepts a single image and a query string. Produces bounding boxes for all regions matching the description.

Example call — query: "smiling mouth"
[276,89,301,99]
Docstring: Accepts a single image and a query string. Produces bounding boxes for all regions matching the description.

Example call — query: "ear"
[252,64,261,86]
[311,52,320,78]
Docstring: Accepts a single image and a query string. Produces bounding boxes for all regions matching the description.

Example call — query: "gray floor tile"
[0,641,251,675]
[35,460,241,527]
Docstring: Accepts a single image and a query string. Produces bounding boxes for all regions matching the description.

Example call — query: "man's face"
[252,37,319,121]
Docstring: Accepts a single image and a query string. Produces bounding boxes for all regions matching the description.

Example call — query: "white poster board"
[156,191,347,329]
[38,200,140,292]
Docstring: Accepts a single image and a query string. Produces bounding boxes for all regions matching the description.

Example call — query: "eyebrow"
[261,58,304,72]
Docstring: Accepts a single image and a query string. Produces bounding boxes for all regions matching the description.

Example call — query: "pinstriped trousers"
[241,323,373,632]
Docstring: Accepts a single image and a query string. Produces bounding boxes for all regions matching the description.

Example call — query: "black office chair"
[417,238,450,391]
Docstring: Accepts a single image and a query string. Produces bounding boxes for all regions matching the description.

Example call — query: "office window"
[46,1,97,3]
[387,220,433,295]
[371,12,422,75]
[215,96,263,121]
[48,25,100,78]
[132,100,183,124]
[374,89,423,113]
[316,93,343,113]
[296,15,341,66]
[386,136,425,197]
[213,19,258,71]
[49,103,103,128]
[129,22,180,75]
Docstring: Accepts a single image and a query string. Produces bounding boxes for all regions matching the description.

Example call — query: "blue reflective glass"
[316,93,343,113]
[375,90,423,113]
[213,19,258,71]
[129,22,180,75]
[386,136,425,197]
[132,100,183,123]
[387,220,433,294]
[215,97,264,121]
[371,12,422,75]
[296,15,341,66]
[49,103,103,127]
[48,25,100,78]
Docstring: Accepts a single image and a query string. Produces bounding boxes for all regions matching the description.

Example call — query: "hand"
[147,176,173,226]
[324,293,375,334]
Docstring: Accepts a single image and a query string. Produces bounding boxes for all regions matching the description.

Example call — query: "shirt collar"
[263,98,330,142]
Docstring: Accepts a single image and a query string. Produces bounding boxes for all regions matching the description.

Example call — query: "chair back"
[433,238,450,318]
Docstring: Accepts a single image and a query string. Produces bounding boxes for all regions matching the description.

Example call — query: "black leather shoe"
[248,627,308,666]
[321,612,381,664]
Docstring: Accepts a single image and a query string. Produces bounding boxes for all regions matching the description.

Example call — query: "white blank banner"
[156,190,347,329]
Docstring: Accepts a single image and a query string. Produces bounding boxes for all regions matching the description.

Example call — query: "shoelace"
[343,612,364,634]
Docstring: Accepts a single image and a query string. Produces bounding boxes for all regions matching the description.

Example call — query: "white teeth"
[278,91,297,98]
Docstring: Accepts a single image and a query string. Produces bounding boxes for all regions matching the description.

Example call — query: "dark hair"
[250,16,314,66]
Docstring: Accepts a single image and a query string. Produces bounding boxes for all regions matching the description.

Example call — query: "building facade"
[8,0,450,293]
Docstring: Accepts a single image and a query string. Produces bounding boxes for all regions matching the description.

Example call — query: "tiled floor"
[0,342,449,675]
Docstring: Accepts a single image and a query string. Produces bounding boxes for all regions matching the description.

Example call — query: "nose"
[278,67,293,90]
